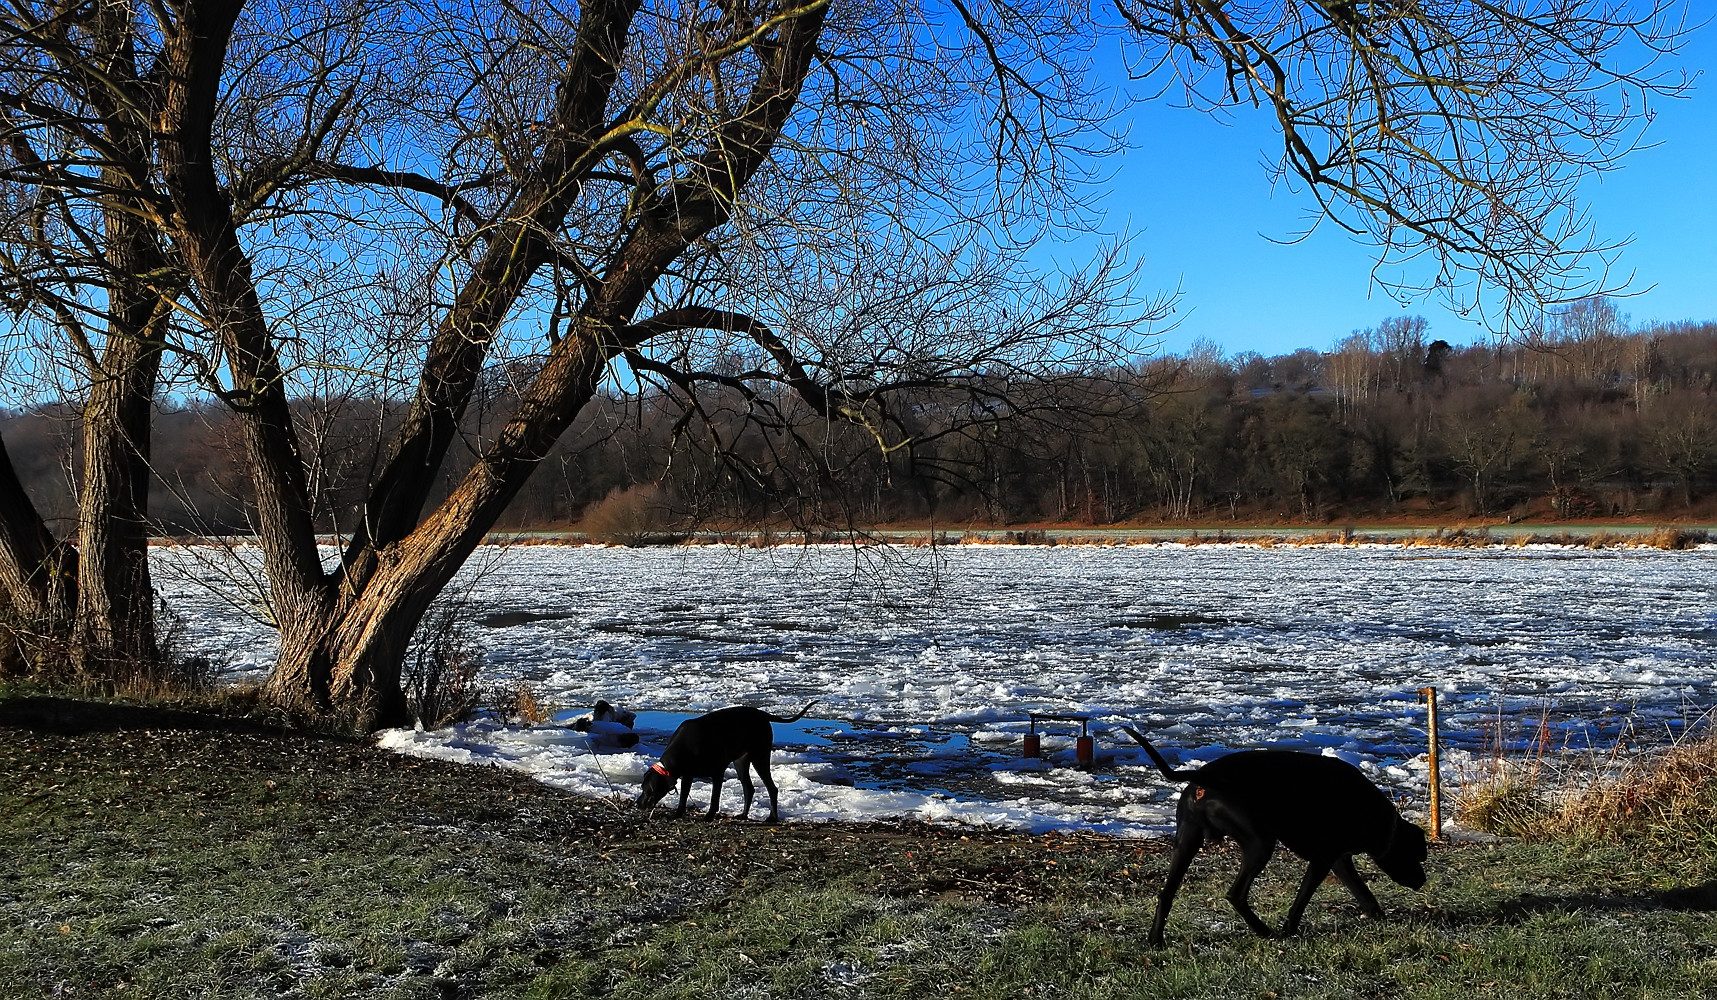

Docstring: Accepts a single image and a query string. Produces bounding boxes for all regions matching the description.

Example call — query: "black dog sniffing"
[637,701,818,822]
[1124,727,1427,945]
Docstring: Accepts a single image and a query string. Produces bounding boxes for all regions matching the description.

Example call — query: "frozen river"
[154,541,1717,834]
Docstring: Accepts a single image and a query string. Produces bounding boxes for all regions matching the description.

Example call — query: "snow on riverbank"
[375,708,1434,836]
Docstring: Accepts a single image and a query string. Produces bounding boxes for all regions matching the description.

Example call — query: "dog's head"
[635,761,673,810]
[1372,817,1429,889]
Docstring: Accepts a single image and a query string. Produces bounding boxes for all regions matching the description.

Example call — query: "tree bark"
[73,312,167,672]
[72,4,170,671]
[0,431,75,639]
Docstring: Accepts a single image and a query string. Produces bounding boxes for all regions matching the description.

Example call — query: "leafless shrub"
[143,598,219,695]
[403,610,485,730]
[7,596,223,698]
[578,485,674,547]
[0,625,25,679]
[0,618,68,680]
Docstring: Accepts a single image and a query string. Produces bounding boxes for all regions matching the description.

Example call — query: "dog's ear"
[1374,819,1429,889]
[1404,818,1429,862]
[1387,816,1429,861]
[636,764,672,808]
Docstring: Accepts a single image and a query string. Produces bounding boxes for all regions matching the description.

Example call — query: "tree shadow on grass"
[0,694,354,742]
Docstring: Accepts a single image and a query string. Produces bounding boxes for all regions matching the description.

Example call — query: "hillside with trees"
[7,302,1714,534]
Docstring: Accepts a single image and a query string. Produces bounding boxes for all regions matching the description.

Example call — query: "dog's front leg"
[673,777,692,818]
[704,773,724,820]
[1330,854,1384,918]
[1279,856,1338,937]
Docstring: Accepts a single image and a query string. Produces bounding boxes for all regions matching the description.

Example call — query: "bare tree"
[4,0,1151,725]
[1441,384,1530,514]
[1115,1,1689,331]
[0,0,187,673]
[1644,390,1716,506]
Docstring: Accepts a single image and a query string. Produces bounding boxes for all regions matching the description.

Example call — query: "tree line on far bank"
[8,303,1714,539]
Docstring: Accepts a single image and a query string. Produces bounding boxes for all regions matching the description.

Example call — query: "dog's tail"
[766,699,820,723]
[1121,726,1200,781]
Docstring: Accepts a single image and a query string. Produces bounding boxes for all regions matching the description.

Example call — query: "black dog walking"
[1124,727,1427,945]
[637,701,819,822]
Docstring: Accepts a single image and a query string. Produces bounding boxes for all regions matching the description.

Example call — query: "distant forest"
[6,303,1716,535]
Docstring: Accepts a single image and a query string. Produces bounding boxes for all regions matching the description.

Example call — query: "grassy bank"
[475,523,1716,550]
[4,690,1715,999]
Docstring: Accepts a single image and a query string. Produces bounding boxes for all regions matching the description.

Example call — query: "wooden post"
[1418,686,1442,841]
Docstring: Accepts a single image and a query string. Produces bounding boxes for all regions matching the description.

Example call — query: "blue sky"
[1063,21,1717,360]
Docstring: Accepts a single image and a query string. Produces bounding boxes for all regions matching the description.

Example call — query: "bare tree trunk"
[73,86,171,671]
[0,431,76,638]
[273,324,615,729]
[73,331,165,671]
[0,0,170,678]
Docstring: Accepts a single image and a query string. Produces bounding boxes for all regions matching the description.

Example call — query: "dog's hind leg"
[1223,834,1279,938]
[754,757,781,823]
[1148,830,1203,946]
[1279,856,1339,937]
[735,757,756,820]
[1330,854,1384,918]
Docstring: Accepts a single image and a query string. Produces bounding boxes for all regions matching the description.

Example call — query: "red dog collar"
[650,762,671,778]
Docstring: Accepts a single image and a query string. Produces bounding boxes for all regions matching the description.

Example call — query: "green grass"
[4,687,1716,998]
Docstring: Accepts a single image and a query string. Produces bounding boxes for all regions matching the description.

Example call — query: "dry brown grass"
[1455,764,1555,838]
[1545,729,1717,852]
[1456,721,1717,874]
[485,680,549,725]
[1635,526,1710,550]
[1511,526,1713,550]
